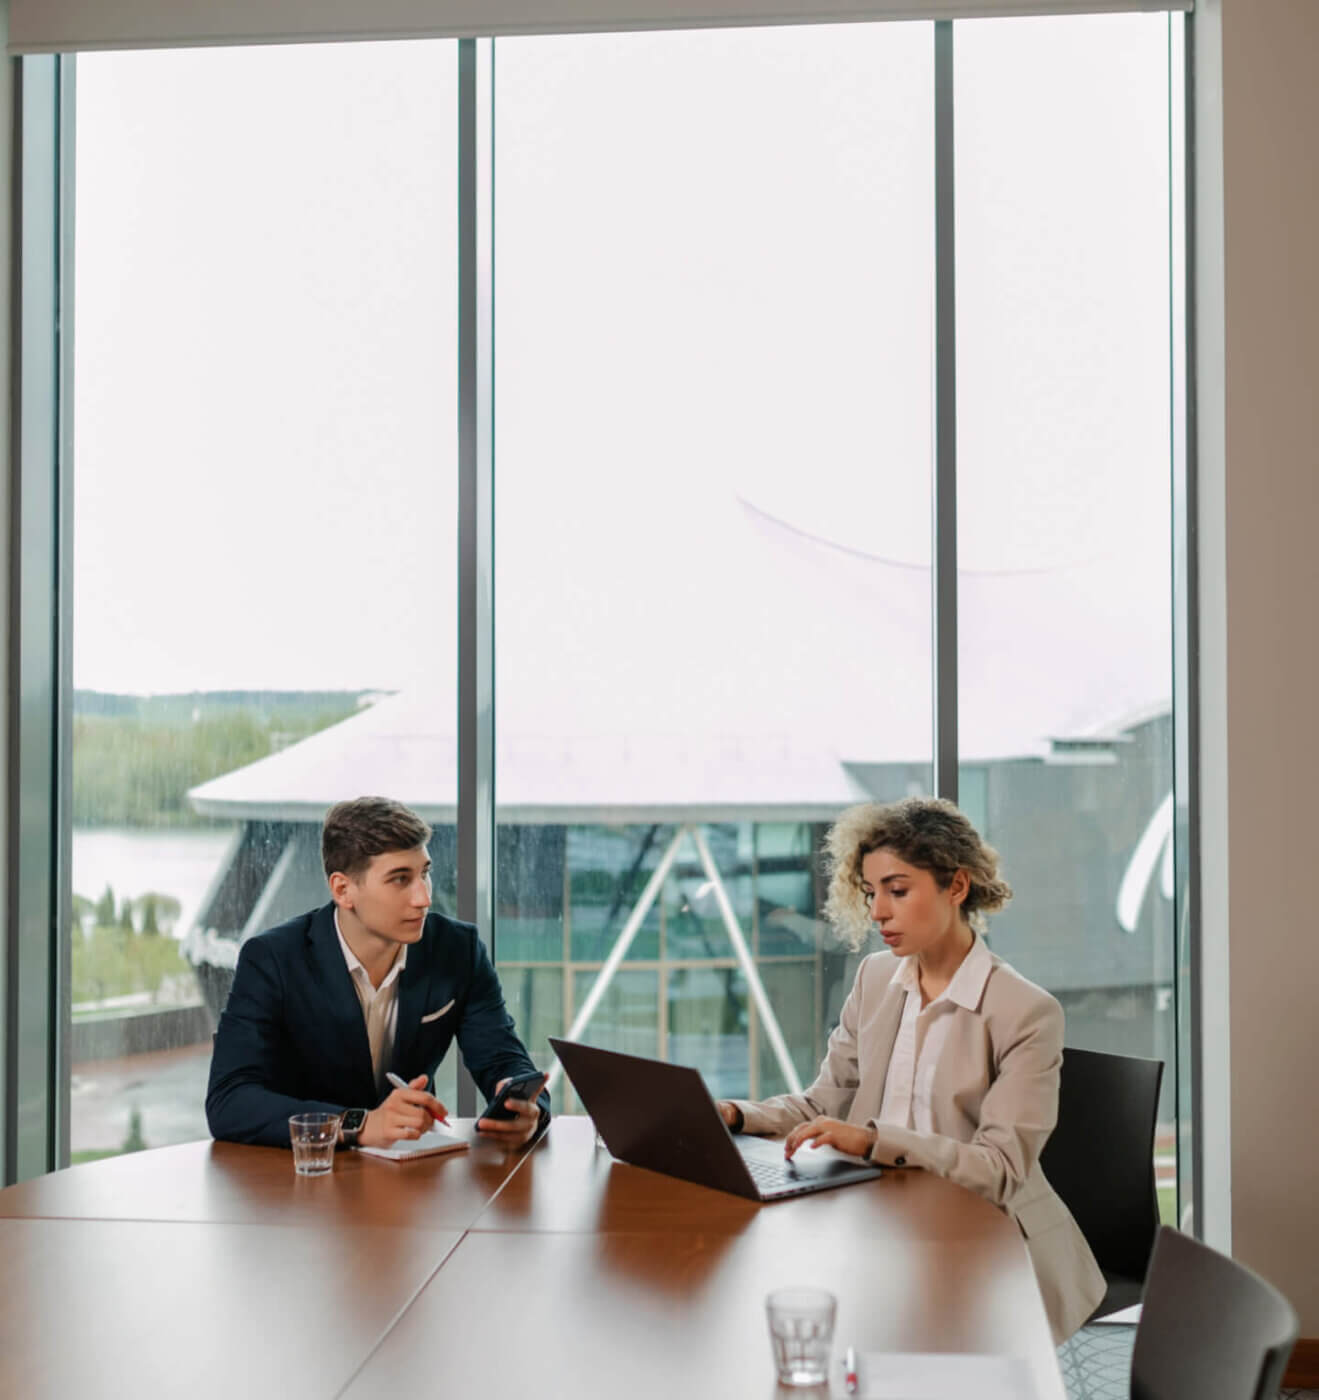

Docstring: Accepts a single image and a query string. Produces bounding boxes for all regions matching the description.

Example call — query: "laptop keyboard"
[742,1155,806,1193]
[737,1139,881,1198]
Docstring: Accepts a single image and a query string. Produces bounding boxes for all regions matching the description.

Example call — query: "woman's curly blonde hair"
[822,797,1012,950]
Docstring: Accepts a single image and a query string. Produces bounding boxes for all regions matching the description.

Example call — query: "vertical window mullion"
[932,20,958,805]
[5,53,65,1185]
[1169,11,1201,1239]
[456,37,495,1118]
[54,55,76,1173]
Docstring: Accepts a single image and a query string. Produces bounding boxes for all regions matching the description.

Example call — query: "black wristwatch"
[339,1107,369,1148]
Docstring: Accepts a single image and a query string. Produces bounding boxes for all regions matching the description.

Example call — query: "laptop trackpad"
[738,1135,874,1178]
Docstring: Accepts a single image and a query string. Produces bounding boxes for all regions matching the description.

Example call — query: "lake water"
[72,826,239,938]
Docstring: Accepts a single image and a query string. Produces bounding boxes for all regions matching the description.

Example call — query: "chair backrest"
[1038,1045,1164,1280]
[1132,1226,1298,1400]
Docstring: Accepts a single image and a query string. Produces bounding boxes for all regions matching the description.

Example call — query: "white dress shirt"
[335,909,407,1102]
[877,933,994,1133]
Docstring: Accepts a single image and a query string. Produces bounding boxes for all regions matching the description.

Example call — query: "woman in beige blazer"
[719,797,1104,1344]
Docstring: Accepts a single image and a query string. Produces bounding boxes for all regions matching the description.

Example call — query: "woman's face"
[858,847,967,957]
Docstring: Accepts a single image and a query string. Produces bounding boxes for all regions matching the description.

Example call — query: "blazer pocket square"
[421,1000,455,1024]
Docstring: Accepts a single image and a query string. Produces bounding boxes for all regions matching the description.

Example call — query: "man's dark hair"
[321,796,432,880]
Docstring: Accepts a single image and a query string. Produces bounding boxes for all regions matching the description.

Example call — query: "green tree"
[70,893,95,939]
[119,897,136,933]
[138,934,190,1002]
[71,697,362,828]
[122,1106,147,1154]
[72,927,122,1004]
[95,884,116,927]
[72,923,194,1005]
[135,891,181,934]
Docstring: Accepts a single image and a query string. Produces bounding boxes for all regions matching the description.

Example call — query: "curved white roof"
[189,495,1169,823]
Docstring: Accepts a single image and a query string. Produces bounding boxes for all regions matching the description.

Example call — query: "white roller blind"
[9,0,1189,55]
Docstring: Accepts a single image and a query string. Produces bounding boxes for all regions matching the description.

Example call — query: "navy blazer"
[205,903,548,1148]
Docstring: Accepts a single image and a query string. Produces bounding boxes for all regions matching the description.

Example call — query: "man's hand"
[476,1074,547,1149]
[783,1116,876,1162]
[359,1075,449,1148]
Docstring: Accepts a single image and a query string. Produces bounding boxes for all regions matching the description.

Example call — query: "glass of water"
[289,1113,340,1176]
[765,1286,837,1387]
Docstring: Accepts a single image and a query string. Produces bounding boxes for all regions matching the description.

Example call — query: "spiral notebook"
[355,1123,471,1162]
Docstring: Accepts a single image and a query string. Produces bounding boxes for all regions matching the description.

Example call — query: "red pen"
[843,1346,859,1396]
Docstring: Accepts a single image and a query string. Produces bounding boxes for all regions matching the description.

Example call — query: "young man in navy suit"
[206,796,549,1151]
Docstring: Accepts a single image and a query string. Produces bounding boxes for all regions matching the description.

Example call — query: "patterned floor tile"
[1058,1324,1135,1400]
[1059,1326,1316,1400]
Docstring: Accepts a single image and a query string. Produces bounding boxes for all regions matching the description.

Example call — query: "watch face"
[341,1108,368,1136]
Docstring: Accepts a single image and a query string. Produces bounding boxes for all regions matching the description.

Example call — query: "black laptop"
[549,1037,883,1202]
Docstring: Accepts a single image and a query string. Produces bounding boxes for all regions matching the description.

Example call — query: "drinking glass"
[289,1112,340,1175]
[765,1286,837,1387]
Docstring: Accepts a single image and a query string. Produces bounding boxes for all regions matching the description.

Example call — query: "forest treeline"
[72,690,370,826]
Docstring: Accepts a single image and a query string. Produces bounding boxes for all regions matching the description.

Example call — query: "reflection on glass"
[71,41,457,1160]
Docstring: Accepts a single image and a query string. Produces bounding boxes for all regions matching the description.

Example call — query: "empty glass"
[289,1112,340,1175]
[765,1286,837,1387]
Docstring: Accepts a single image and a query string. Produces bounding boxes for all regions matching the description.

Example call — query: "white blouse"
[877,933,994,1133]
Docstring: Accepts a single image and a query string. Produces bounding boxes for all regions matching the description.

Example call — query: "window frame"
[3,19,1199,1232]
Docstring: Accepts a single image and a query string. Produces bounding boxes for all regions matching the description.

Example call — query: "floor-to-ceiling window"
[69,41,458,1159]
[51,13,1181,1213]
[954,13,1176,1217]
[493,23,934,1109]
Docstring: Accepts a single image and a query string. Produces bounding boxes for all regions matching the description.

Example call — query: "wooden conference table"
[0,1117,1064,1399]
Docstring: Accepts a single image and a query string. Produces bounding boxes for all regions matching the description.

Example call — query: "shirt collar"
[887,930,993,1010]
[945,932,993,1010]
[889,953,920,989]
[334,907,407,986]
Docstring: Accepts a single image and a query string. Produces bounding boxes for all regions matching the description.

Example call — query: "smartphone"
[480,1071,547,1122]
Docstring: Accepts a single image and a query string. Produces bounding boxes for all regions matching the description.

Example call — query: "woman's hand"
[783,1116,876,1162]
[716,1101,742,1130]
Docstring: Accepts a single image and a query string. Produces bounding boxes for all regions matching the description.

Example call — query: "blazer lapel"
[849,976,908,1126]
[303,904,377,1107]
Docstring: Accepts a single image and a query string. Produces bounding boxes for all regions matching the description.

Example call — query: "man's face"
[337,846,432,945]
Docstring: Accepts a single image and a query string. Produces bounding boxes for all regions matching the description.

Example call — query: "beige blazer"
[730,945,1105,1343]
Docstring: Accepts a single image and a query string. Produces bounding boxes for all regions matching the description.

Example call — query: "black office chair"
[1131,1226,1298,1400]
[1039,1046,1164,1319]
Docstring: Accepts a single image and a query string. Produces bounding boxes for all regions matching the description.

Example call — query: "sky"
[71,15,1173,722]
